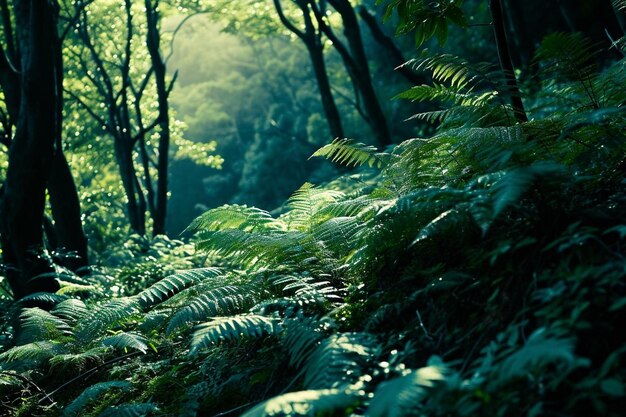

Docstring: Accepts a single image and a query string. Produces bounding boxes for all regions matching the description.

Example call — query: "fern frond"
[186,205,284,233]
[0,341,66,364]
[283,183,344,231]
[242,389,360,417]
[190,315,281,353]
[137,267,223,308]
[367,365,446,416]
[16,307,72,345]
[303,333,375,389]
[62,381,132,417]
[495,329,576,383]
[17,292,67,306]
[282,317,328,369]
[487,162,564,218]
[312,216,362,254]
[167,286,253,335]
[49,346,110,372]
[97,403,158,417]
[272,275,342,304]
[75,298,140,343]
[52,299,89,323]
[101,332,149,353]
[311,138,388,168]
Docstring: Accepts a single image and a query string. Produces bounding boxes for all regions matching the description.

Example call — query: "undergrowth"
[1,33,625,416]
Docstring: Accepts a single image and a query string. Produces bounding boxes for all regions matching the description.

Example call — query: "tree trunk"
[357,6,427,86]
[489,0,528,124]
[328,0,391,146]
[145,0,170,236]
[0,0,60,298]
[47,3,88,272]
[115,138,146,235]
[47,149,89,272]
[272,0,345,141]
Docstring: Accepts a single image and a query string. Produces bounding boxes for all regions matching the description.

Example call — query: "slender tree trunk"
[115,139,146,235]
[306,38,345,140]
[272,0,345,141]
[489,0,528,124]
[0,0,59,298]
[357,6,427,86]
[327,0,391,146]
[145,0,170,236]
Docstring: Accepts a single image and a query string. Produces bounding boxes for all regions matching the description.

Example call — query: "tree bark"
[145,0,170,236]
[489,0,528,124]
[272,0,345,140]
[326,0,391,146]
[47,150,89,272]
[0,0,60,298]
[357,6,427,86]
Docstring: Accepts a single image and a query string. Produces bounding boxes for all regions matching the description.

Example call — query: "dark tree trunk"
[327,0,391,146]
[48,150,89,272]
[307,39,345,139]
[48,4,88,272]
[115,139,146,235]
[0,0,60,298]
[357,6,427,86]
[145,0,170,236]
[272,0,345,141]
[489,0,528,124]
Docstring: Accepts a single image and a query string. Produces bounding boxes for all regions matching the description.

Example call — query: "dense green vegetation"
[1,0,626,416]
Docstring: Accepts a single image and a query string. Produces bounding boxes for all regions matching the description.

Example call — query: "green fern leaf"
[52,299,89,323]
[242,389,360,417]
[190,315,281,353]
[166,285,252,335]
[187,205,283,233]
[63,381,132,417]
[101,332,149,353]
[16,308,73,345]
[97,403,158,417]
[311,139,389,168]
[49,346,110,372]
[367,365,446,417]
[0,341,66,364]
[75,298,140,343]
[137,267,223,308]
[303,333,375,389]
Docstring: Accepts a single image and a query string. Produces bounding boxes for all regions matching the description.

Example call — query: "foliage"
[1,2,626,417]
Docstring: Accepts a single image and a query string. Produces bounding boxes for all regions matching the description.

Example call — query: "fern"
[0,341,66,364]
[242,389,361,417]
[186,204,283,233]
[272,275,342,304]
[49,346,110,372]
[367,364,447,417]
[97,403,158,417]
[15,308,72,345]
[311,138,389,168]
[302,333,375,389]
[62,381,132,417]
[52,299,89,323]
[137,267,223,308]
[167,285,253,335]
[75,297,140,343]
[189,315,281,353]
[101,332,149,353]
